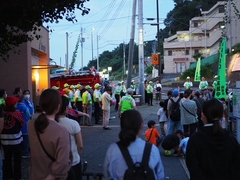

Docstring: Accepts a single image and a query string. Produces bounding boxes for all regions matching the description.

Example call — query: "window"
[185,50,189,55]
[168,50,172,56]
[194,49,199,54]
[194,22,198,27]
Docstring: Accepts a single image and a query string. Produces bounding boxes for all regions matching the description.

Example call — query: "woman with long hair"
[103,110,164,180]
[186,98,240,180]
[57,96,83,180]
[28,89,72,179]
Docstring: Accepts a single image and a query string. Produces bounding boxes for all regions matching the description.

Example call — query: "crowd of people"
[0,75,239,180]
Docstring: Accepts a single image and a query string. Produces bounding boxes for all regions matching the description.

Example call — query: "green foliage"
[145,66,153,75]
[0,0,90,61]
[70,34,80,69]
[181,63,214,80]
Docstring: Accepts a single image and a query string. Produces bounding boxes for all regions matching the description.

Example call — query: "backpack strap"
[141,143,152,166]
[117,141,134,168]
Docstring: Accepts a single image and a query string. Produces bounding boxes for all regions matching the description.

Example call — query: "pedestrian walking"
[157,101,168,136]
[154,80,162,104]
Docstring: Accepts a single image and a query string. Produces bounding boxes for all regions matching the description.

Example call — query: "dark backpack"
[156,86,161,91]
[170,98,181,121]
[117,142,155,180]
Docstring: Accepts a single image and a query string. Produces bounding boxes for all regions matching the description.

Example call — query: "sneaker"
[103,127,111,130]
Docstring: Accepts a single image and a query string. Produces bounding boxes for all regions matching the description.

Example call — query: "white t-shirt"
[102,92,112,111]
[157,107,167,122]
[58,117,81,166]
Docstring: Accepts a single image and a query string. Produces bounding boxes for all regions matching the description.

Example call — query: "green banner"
[194,58,201,82]
[215,38,227,99]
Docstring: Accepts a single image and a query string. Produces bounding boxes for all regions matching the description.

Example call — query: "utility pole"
[156,0,161,83]
[138,0,145,102]
[97,35,99,71]
[66,32,69,70]
[91,28,94,63]
[123,42,126,76]
[127,0,137,88]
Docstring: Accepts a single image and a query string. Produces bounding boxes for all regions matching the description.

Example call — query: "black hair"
[202,98,224,136]
[119,110,143,147]
[13,87,21,95]
[147,120,156,128]
[184,89,192,98]
[0,89,6,98]
[175,130,183,135]
[34,89,61,133]
[167,90,173,97]
[23,89,30,95]
[159,101,164,107]
[58,96,69,115]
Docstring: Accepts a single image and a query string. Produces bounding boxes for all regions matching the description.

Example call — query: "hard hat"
[64,83,69,88]
[149,81,153,84]
[117,81,121,85]
[52,86,59,90]
[75,84,81,88]
[85,85,92,90]
[214,75,218,78]
[94,83,101,89]
[186,76,190,79]
[70,85,75,89]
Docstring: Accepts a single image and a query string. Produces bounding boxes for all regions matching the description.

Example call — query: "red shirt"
[145,127,160,145]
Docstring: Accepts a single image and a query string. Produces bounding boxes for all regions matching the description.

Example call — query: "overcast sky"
[46,0,174,70]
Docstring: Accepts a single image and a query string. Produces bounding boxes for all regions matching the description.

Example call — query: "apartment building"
[163,1,226,73]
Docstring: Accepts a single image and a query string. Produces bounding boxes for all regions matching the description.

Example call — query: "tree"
[0,0,90,61]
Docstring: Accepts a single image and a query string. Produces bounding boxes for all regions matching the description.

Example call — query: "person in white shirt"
[58,96,83,179]
[101,86,112,130]
[154,80,162,104]
[157,101,168,136]
[183,76,193,90]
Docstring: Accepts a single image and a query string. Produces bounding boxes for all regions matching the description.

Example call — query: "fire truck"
[50,70,101,89]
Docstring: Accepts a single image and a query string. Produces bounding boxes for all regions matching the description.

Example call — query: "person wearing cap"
[167,89,182,135]
[1,96,24,180]
[180,89,198,136]
[183,76,193,90]
[93,83,102,124]
[82,85,93,126]
[118,88,137,116]
[101,86,112,130]
[74,84,83,112]
[130,80,137,95]
[198,77,208,93]
[114,81,122,111]
[154,80,162,104]
[212,75,218,89]
[64,83,70,89]
[69,85,76,108]
[146,81,154,106]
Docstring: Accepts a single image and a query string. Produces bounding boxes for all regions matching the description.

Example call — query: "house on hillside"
[163,1,226,73]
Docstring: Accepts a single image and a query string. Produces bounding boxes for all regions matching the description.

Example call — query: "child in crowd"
[145,120,162,146]
[157,101,168,136]
[177,133,189,156]
[161,130,183,156]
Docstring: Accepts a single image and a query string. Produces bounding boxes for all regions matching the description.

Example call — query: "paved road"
[80,101,189,180]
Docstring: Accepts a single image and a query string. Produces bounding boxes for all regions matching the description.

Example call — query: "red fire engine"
[50,70,101,89]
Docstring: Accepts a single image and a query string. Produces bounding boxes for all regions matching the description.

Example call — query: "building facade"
[0,26,50,105]
[163,1,226,73]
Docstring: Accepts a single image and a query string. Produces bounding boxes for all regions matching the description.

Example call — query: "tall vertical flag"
[194,58,201,82]
[215,38,227,99]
